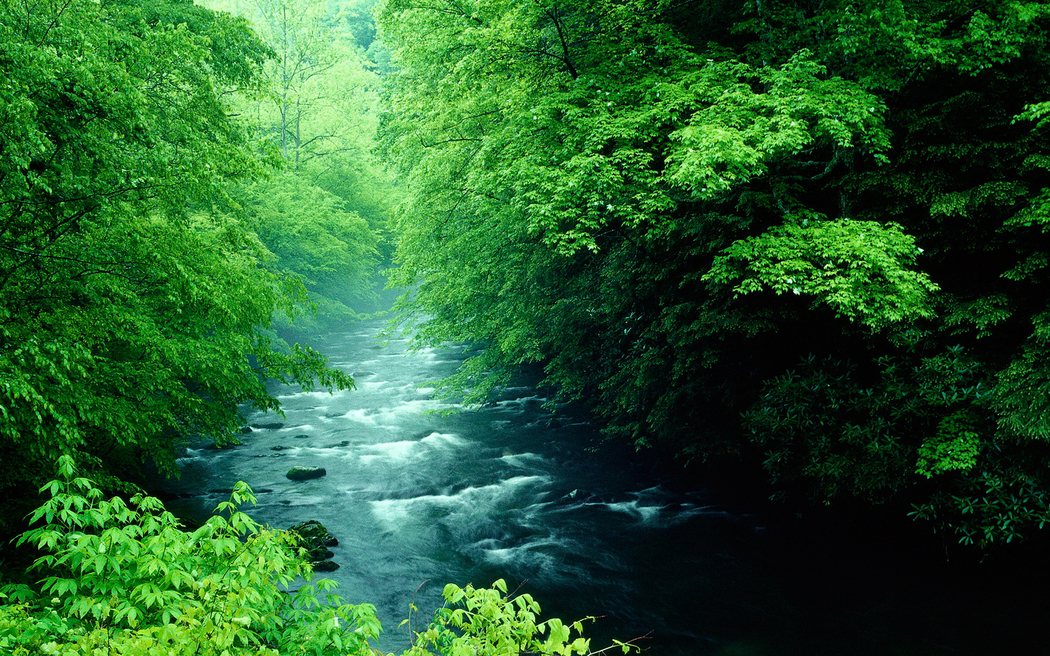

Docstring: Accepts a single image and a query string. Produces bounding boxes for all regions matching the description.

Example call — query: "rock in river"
[286,466,326,481]
[289,520,340,569]
[289,519,338,546]
[312,560,340,572]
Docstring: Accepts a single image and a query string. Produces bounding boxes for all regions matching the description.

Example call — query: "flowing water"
[162,318,1046,656]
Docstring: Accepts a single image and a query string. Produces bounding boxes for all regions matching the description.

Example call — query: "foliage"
[744,348,993,503]
[0,0,353,534]
[0,460,621,656]
[0,455,381,656]
[242,172,380,328]
[203,0,399,319]
[377,0,1050,546]
[406,580,616,656]
[206,0,379,172]
[704,219,936,330]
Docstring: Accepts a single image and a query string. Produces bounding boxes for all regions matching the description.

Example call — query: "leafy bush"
[1,457,631,656]
[1,455,379,656]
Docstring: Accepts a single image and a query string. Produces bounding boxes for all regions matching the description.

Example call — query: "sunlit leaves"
[915,411,982,478]
[0,0,352,529]
[667,54,890,199]
[406,581,623,656]
[705,219,937,329]
[2,457,379,655]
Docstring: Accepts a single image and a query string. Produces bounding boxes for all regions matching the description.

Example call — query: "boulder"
[288,520,339,547]
[288,520,339,568]
[311,545,335,560]
[312,560,340,572]
[286,466,326,481]
[252,422,285,430]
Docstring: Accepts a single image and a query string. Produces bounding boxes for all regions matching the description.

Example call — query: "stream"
[161,317,1046,656]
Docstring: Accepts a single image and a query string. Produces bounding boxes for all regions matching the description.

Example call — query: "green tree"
[205,0,398,318]
[0,0,351,534]
[215,0,368,170]
[243,172,380,329]
[377,0,1050,546]
[205,0,392,214]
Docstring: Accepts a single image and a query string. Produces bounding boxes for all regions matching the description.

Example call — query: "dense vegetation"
[377,0,1050,547]
[1,458,611,656]
[5,0,1050,651]
[0,0,618,653]
[0,0,358,531]
[202,0,400,328]
[0,0,392,528]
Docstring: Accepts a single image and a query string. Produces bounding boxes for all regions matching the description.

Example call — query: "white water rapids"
[161,318,1044,656]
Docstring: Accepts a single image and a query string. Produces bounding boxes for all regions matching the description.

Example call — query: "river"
[161,317,1046,656]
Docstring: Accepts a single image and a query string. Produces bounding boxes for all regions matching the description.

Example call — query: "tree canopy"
[0,0,355,532]
[203,0,398,324]
[377,0,1050,546]
[5,0,1050,653]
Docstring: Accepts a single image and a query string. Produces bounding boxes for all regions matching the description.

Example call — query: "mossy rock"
[288,520,339,567]
[312,560,340,572]
[289,520,339,547]
[286,466,326,481]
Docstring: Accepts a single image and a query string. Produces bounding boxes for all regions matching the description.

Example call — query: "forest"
[2,0,1050,653]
